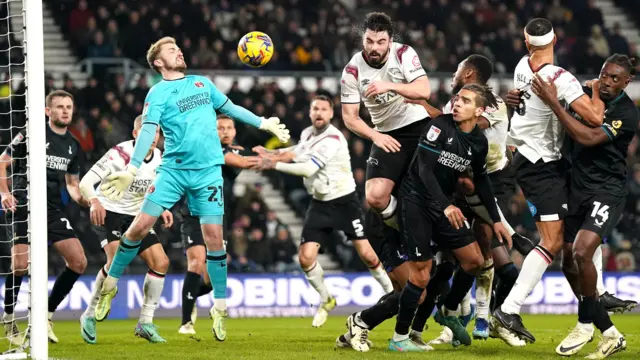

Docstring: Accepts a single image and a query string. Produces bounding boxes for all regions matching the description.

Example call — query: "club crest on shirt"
[612,120,622,129]
[426,125,441,141]
[195,81,204,88]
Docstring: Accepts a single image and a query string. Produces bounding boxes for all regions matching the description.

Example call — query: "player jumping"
[531,54,637,358]
[256,94,394,327]
[389,84,511,352]
[491,18,608,344]
[341,12,431,232]
[1,90,89,344]
[78,115,173,343]
[178,114,261,335]
[95,37,289,342]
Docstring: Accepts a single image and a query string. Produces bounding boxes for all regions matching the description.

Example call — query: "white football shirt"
[507,56,584,163]
[292,124,356,201]
[90,140,162,216]
[443,92,509,173]
[340,42,429,132]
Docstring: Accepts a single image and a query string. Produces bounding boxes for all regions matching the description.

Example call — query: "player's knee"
[68,254,87,274]
[365,185,390,211]
[298,251,316,270]
[460,255,484,275]
[12,256,28,275]
[151,253,170,274]
[187,257,205,274]
[572,246,592,267]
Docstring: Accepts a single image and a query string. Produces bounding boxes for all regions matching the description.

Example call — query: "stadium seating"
[12,0,638,273]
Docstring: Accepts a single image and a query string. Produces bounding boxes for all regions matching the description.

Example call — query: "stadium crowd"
[0,0,639,274]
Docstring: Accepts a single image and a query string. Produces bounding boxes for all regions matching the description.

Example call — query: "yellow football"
[237,31,274,68]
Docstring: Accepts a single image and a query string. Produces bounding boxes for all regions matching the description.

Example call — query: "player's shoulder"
[185,74,211,85]
[342,54,361,79]
[391,42,414,60]
[324,125,345,141]
[65,130,81,148]
[113,140,135,153]
[300,126,314,140]
[617,92,639,122]
[422,114,453,138]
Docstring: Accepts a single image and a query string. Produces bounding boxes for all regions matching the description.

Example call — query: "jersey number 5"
[590,201,610,227]
[352,219,364,238]
[207,185,224,203]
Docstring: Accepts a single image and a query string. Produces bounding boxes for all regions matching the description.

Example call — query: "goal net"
[0,0,47,359]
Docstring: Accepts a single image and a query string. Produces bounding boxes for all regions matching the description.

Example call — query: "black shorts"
[366,119,429,187]
[301,192,366,247]
[489,164,517,211]
[5,205,78,246]
[513,151,569,221]
[564,189,625,243]
[364,209,406,272]
[181,214,205,249]
[399,198,475,262]
[93,210,159,253]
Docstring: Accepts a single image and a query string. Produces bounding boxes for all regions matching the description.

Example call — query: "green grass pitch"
[13,315,640,359]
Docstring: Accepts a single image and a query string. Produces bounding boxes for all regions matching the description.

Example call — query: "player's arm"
[252,145,297,163]
[65,144,88,207]
[223,152,261,169]
[532,74,608,147]
[79,148,121,202]
[101,89,163,201]
[367,46,431,100]
[556,72,605,127]
[265,136,340,177]
[0,131,25,212]
[405,99,442,118]
[206,79,290,143]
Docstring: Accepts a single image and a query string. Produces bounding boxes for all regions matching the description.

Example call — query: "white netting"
[0,0,30,358]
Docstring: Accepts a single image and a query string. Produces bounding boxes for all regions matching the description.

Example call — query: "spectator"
[271,226,298,273]
[69,117,94,154]
[87,31,115,58]
[247,228,272,271]
[608,23,630,56]
[68,0,93,35]
[588,25,610,59]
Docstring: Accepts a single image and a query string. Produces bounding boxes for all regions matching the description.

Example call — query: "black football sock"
[4,274,23,315]
[394,281,424,336]
[359,292,400,330]
[197,279,213,297]
[494,262,518,310]
[443,268,475,313]
[182,271,201,325]
[411,278,441,332]
[48,267,82,313]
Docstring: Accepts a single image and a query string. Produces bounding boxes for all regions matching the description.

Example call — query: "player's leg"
[493,155,568,343]
[470,219,494,338]
[2,241,28,346]
[389,199,433,352]
[596,242,637,313]
[343,195,394,293]
[135,236,169,343]
[100,169,183,308]
[49,236,87,343]
[435,239,484,347]
[491,244,518,312]
[179,215,206,334]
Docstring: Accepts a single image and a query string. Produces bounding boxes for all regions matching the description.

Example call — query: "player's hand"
[591,79,601,95]
[444,205,466,230]
[100,165,137,201]
[365,81,393,98]
[257,156,276,170]
[505,89,523,108]
[372,131,401,153]
[89,199,106,226]
[1,193,17,213]
[161,210,173,228]
[259,117,290,143]
[531,73,558,105]
[584,78,598,88]
[252,146,269,156]
[493,222,512,249]
[244,156,262,170]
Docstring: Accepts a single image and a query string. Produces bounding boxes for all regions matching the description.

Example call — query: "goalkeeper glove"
[100,165,137,201]
[259,117,290,143]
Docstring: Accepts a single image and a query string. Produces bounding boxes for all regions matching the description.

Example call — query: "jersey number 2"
[208,185,223,202]
[60,218,73,230]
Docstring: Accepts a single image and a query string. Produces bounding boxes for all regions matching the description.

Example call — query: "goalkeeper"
[96,37,290,342]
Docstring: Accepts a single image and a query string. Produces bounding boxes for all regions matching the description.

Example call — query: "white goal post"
[0,0,47,359]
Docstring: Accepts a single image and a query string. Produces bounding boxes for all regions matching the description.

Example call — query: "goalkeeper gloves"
[100,165,137,201]
[259,117,290,143]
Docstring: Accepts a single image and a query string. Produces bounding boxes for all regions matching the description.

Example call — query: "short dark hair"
[217,113,232,121]
[605,53,636,77]
[525,18,553,36]
[465,55,493,84]
[312,94,334,107]
[45,90,74,107]
[461,83,498,109]
[362,12,393,38]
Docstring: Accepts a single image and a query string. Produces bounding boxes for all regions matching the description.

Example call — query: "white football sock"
[593,245,606,295]
[304,262,331,303]
[475,258,495,320]
[460,290,472,316]
[369,263,394,293]
[101,275,119,294]
[139,271,165,324]
[501,247,551,315]
[214,299,227,312]
[603,325,622,338]
[84,266,107,318]
[465,194,515,235]
[380,195,399,230]
[393,331,409,342]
